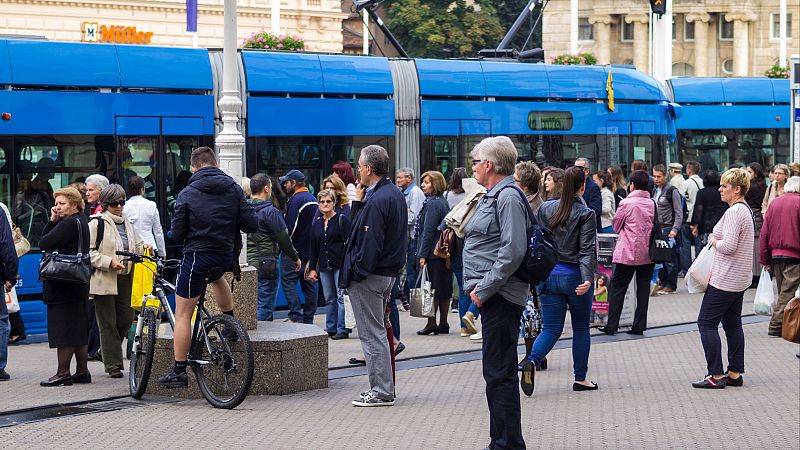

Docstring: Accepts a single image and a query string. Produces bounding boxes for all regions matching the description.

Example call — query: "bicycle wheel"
[193,314,254,409]
[129,307,158,399]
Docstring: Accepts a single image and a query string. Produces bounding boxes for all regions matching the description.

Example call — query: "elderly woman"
[306,189,351,339]
[89,184,143,379]
[39,187,91,386]
[762,163,789,215]
[85,174,109,216]
[415,170,453,335]
[692,168,754,389]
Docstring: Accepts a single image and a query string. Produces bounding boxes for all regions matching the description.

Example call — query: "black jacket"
[309,213,351,272]
[536,198,597,282]
[691,186,729,234]
[583,177,603,231]
[340,177,408,288]
[415,195,450,260]
[0,212,18,285]
[39,213,90,305]
[171,167,258,254]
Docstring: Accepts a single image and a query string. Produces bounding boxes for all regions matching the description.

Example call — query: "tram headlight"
[1,112,10,121]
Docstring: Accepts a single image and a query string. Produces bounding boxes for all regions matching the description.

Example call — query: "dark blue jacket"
[172,167,258,254]
[283,188,317,260]
[0,212,18,285]
[583,177,603,231]
[415,195,450,260]
[309,213,351,272]
[340,177,408,288]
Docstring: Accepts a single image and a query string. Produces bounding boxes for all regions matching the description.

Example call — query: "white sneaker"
[470,330,482,342]
[352,390,394,407]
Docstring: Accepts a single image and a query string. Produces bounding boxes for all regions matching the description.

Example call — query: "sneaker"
[520,360,534,396]
[692,374,726,389]
[0,369,9,381]
[462,312,478,334]
[469,330,483,342]
[460,328,469,337]
[157,368,188,389]
[352,390,394,407]
[657,287,676,295]
[331,332,349,340]
[450,300,458,313]
[725,374,744,387]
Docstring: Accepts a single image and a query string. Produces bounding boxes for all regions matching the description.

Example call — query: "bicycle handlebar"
[115,251,180,268]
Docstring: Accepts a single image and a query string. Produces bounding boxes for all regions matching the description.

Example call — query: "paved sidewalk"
[2,322,797,449]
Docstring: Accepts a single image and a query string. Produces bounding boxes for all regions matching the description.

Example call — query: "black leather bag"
[39,218,91,285]
[256,255,278,280]
[649,200,672,263]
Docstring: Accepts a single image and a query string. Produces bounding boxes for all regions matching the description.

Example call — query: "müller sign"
[81,22,154,44]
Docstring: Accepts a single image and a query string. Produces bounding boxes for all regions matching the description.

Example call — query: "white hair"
[785,176,800,193]
[471,136,517,176]
[85,174,109,190]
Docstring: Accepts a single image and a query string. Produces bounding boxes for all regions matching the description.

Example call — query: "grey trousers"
[349,274,395,400]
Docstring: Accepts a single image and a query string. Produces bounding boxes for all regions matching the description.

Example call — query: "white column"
[779,0,787,65]
[362,10,369,55]
[651,0,673,81]
[217,0,247,265]
[686,13,710,77]
[587,15,611,65]
[272,0,281,35]
[726,11,756,76]
[626,14,650,73]
[570,0,578,54]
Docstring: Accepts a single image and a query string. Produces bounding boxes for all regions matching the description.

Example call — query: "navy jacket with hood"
[339,177,407,288]
[171,166,258,254]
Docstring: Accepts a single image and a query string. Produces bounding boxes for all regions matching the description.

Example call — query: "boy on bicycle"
[158,147,258,388]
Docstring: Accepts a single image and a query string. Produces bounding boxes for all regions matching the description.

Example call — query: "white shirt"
[124,195,166,257]
[403,183,425,239]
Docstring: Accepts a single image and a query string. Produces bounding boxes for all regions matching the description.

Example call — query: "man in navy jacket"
[280,169,318,324]
[341,145,407,407]
[0,210,19,381]
[576,158,603,231]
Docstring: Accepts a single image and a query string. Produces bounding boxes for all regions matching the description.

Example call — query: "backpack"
[665,185,687,224]
[491,185,558,285]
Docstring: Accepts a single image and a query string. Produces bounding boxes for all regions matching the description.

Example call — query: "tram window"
[0,139,10,208]
[462,135,489,175]
[254,136,324,195]
[544,135,598,168]
[632,135,653,167]
[432,135,457,179]
[14,135,108,248]
[679,131,728,173]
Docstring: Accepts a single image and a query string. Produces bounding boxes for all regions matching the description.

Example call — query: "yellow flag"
[606,71,615,112]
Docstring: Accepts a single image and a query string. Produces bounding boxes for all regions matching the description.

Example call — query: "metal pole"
[365,8,409,58]
[651,0,673,81]
[569,0,578,54]
[497,0,538,50]
[362,10,369,55]
[217,0,247,265]
[272,0,281,35]
[779,0,787,66]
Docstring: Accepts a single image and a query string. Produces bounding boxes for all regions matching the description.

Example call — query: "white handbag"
[343,290,356,330]
[410,265,435,318]
[686,243,715,294]
[5,287,19,314]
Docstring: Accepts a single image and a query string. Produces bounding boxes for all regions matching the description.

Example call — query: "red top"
[759,192,800,265]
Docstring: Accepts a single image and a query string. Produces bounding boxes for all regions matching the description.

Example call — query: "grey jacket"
[462,176,530,306]
[656,182,683,233]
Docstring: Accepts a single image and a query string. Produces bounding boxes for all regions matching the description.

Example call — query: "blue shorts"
[176,251,233,298]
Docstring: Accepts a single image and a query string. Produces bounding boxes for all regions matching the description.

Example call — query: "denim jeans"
[452,256,479,328]
[403,239,418,297]
[257,277,279,321]
[0,301,9,371]
[281,254,318,324]
[679,223,702,274]
[320,269,346,334]
[658,226,680,290]
[529,274,593,381]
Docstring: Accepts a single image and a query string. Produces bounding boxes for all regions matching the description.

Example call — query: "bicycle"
[118,250,254,409]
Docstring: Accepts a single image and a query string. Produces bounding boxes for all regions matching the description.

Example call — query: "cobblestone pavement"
[2,322,797,449]
[0,279,761,414]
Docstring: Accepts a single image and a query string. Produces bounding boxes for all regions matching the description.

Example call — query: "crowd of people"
[1,140,799,449]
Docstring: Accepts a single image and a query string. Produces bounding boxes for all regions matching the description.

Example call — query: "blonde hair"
[420,171,446,196]
[317,189,337,204]
[53,186,85,213]
[720,168,750,196]
[322,173,349,209]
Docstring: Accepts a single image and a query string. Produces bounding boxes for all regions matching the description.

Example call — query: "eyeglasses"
[319,200,333,204]
[514,178,521,184]
[107,200,125,208]
[472,159,484,166]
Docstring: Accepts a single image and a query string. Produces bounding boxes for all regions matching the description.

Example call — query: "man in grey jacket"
[653,164,683,294]
[463,136,529,450]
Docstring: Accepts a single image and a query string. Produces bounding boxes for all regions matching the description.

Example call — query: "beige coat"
[89,211,143,296]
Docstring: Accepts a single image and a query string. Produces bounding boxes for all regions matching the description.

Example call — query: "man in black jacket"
[575,158,603,231]
[341,145,407,407]
[0,210,19,381]
[158,147,258,388]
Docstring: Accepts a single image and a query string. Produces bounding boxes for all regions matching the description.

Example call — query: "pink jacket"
[612,189,655,266]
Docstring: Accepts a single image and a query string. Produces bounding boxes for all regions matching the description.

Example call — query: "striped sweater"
[710,202,754,293]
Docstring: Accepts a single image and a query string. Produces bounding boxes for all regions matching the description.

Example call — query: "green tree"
[387,0,504,58]
[494,0,543,51]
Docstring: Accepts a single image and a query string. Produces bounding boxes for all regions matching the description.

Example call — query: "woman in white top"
[123,176,167,257]
[592,171,616,234]
[332,161,358,205]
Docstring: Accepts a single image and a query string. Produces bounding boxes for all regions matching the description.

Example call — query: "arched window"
[672,62,695,76]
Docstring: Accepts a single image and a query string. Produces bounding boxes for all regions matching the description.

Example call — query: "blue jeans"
[529,274,593,381]
[0,302,9,370]
[320,269,346,334]
[452,256,479,328]
[658,227,680,290]
[679,223,702,274]
[257,277,279,321]
[281,254,318,324]
[403,239,418,297]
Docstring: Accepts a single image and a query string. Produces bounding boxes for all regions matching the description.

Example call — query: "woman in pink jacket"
[599,170,655,336]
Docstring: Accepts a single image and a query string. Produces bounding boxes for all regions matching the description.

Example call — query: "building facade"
[0,0,347,52]
[544,0,799,77]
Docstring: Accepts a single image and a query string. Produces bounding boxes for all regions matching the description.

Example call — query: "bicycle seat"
[205,267,226,283]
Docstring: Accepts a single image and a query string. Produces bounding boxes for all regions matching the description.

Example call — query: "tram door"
[427,119,491,178]
[115,116,204,257]
[606,121,655,173]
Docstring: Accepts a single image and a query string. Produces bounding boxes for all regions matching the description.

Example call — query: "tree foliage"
[387,0,504,58]
[494,0,543,51]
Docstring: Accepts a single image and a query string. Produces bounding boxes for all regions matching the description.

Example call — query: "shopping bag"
[410,266,435,318]
[686,243,715,294]
[130,248,156,310]
[782,288,800,344]
[752,268,776,316]
[343,291,356,330]
[5,287,19,313]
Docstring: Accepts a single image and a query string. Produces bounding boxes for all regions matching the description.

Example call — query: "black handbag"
[38,218,92,285]
[649,200,673,263]
[256,255,278,280]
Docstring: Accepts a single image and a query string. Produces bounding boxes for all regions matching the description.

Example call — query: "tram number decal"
[527,111,573,131]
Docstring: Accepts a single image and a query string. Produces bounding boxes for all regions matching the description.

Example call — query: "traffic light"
[649,0,667,16]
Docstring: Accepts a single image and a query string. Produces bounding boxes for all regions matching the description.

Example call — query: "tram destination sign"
[528,111,573,131]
